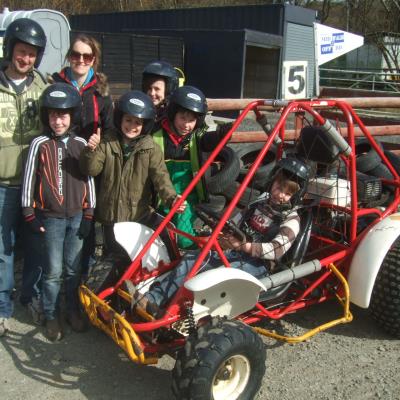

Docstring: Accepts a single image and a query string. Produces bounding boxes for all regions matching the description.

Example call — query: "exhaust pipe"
[259,259,321,290]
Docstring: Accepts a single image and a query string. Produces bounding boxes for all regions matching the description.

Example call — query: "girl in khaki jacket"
[80,90,184,252]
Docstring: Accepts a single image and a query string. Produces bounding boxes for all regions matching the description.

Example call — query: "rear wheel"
[369,239,400,338]
[172,317,266,400]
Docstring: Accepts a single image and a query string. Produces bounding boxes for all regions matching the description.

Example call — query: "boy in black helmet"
[126,157,311,317]
[80,90,185,254]
[153,85,235,249]
[21,82,95,341]
[0,18,47,337]
[142,60,179,126]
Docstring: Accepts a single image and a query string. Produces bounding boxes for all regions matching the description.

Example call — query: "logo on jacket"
[57,147,63,195]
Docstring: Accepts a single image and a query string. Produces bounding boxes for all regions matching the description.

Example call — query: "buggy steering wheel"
[195,204,247,243]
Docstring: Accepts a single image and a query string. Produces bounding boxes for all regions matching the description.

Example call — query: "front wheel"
[369,239,400,338]
[172,317,266,400]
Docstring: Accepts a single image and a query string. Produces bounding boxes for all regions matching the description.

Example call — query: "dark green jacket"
[80,130,176,224]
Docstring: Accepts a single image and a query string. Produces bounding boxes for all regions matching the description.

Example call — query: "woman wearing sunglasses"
[50,34,114,141]
[50,35,114,280]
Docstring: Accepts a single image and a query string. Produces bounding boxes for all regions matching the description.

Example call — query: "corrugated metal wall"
[243,46,280,99]
[70,5,285,36]
[283,22,315,97]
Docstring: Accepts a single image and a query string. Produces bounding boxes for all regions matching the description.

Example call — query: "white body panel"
[348,213,400,308]
[184,267,266,321]
[113,222,170,271]
[306,177,351,207]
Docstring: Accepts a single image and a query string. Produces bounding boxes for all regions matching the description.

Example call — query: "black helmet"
[267,157,311,207]
[3,18,46,68]
[40,83,81,128]
[142,60,179,97]
[114,90,156,135]
[167,85,208,128]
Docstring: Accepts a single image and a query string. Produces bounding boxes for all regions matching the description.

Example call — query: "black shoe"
[66,311,87,333]
[45,318,63,341]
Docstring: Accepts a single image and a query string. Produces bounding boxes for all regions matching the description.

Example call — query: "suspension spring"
[185,303,196,335]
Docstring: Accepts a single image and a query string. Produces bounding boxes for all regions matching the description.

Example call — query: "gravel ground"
[1,284,399,400]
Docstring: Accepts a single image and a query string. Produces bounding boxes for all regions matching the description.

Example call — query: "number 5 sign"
[282,61,308,100]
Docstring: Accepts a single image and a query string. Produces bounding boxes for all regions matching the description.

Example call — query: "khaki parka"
[80,130,176,224]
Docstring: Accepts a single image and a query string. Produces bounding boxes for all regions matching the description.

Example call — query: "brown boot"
[67,311,87,333]
[45,318,63,341]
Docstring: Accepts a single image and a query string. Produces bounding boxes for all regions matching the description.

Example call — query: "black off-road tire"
[84,257,117,294]
[384,150,400,175]
[355,139,383,173]
[172,317,266,400]
[204,147,241,195]
[236,142,278,188]
[369,238,400,338]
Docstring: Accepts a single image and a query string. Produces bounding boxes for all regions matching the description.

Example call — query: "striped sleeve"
[250,211,300,260]
[21,136,48,215]
[85,174,96,210]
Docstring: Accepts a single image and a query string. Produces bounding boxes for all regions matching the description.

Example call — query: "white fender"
[113,222,170,271]
[348,212,400,308]
[184,267,266,321]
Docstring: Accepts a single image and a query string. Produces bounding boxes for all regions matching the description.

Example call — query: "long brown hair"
[66,34,101,73]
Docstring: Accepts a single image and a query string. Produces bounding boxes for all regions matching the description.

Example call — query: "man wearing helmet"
[127,157,311,318]
[0,18,47,336]
[21,83,96,341]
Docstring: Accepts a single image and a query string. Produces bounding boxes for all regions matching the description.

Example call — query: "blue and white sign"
[315,23,364,66]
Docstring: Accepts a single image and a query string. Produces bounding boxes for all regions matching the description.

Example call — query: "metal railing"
[319,68,400,93]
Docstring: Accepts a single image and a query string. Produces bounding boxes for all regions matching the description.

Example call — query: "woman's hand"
[87,128,101,151]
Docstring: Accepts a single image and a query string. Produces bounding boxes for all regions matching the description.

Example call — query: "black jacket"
[21,130,95,218]
[51,69,114,141]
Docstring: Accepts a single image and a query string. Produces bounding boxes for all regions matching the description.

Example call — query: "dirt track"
[1,296,399,400]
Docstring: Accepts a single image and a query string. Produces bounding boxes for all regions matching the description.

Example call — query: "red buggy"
[80,99,400,400]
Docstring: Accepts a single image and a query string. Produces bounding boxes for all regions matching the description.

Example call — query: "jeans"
[20,227,44,305]
[80,219,96,277]
[41,213,83,320]
[145,249,268,308]
[0,186,21,318]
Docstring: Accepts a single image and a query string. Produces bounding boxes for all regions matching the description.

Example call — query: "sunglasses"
[69,50,94,64]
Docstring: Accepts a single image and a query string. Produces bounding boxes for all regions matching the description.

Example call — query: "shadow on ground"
[1,302,173,400]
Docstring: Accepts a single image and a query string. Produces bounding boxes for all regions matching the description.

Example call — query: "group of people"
[0,18,312,341]
[0,19,111,340]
